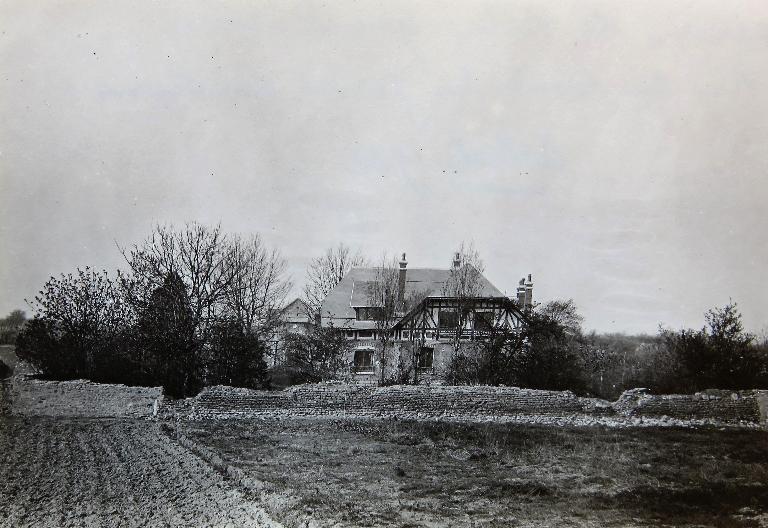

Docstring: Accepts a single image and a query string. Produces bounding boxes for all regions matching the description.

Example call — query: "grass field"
[181,417,768,528]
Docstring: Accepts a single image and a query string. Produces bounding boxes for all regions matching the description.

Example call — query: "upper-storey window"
[355,307,383,321]
[438,309,459,329]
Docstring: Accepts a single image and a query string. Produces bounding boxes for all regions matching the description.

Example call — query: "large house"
[267,297,314,367]
[319,253,533,385]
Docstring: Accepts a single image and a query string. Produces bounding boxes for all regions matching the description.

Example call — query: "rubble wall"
[3,375,765,428]
[176,384,765,427]
[613,388,761,423]
[4,376,162,418]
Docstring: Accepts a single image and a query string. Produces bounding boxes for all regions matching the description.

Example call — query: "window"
[345,331,355,339]
[438,309,459,329]
[356,307,383,321]
[418,346,434,369]
[357,330,373,339]
[353,349,374,373]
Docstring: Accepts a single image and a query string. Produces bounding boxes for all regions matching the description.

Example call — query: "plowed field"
[0,417,278,528]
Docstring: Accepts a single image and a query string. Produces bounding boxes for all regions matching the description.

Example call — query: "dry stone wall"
[3,376,162,418]
[613,388,762,423]
[3,375,766,428]
[175,383,765,427]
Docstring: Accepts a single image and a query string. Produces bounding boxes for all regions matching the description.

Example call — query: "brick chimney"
[516,278,526,306]
[452,251,461,269]
[397,252,407,310]
[524,274,533,308]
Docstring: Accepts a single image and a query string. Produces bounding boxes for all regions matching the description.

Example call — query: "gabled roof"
[280,298,312,324]
[320,267,504,327]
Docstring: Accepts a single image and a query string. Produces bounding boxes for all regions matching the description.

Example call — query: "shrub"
[446,305,586,393]
[15,269,132,381]
[0,359,10,379]
[0,310,26,345]
[661,302,765,391]
[280,326,350,384]
[206,321,270,390]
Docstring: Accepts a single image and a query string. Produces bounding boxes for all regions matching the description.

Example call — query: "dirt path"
[0,417,280,528]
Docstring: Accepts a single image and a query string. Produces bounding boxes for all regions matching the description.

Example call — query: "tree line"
[445,299,768,399]
[15,223,290,398]
[8,225,768,398]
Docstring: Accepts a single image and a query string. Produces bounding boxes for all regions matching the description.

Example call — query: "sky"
[1,0,767,334]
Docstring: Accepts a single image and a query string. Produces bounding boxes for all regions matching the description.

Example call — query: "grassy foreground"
[182,417,768,528]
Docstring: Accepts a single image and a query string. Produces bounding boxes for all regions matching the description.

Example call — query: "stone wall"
[175,383,765,427]
[613,388,762,423]
[758,391,768,425]
[3,376,163,418]
[185,384,601,420]
[3,374,765,428]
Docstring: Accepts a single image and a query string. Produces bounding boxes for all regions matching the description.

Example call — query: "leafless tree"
[221,234,292,338]
[367,253,400,385]
[119,223,234,335]
[120,223,290,340]
[442,241,486,299]
[402,287,432,384]
[441,241,486,353]
[302,243,367,318]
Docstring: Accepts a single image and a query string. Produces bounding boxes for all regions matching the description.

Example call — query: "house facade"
[319,253,533,385]
[267,297,314,367]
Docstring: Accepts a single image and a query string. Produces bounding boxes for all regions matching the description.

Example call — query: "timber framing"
[392,296,529,342]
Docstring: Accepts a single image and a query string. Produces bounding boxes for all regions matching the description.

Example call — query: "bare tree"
[441,241,486,353]
[119,223,290,395]
[442,241,485,299]
[302,243,367,318]
[221,234,292,337]
[402,287,432,384]
[119,223,237,339]
[367,254,400,385]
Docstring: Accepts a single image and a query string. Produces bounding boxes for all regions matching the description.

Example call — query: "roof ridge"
[348,266,452,271]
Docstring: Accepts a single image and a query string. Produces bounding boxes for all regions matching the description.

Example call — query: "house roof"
[280,298,312,324]
[320,267,504,327]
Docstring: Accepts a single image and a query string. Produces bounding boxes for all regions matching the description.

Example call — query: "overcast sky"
[1,1,766,334]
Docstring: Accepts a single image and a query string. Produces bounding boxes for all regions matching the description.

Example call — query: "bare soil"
[0,417,279,528]
[180,417,768,528]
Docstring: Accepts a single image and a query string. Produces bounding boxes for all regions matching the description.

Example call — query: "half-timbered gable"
[393,296,527,342]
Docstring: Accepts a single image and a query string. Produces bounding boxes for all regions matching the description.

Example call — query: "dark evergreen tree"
[206,321,270,389]
[135,271,198,398]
